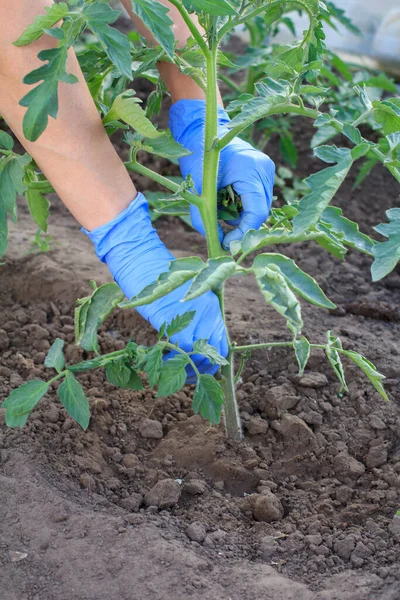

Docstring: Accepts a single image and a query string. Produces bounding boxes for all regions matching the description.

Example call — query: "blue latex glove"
[169,99,275,250]
[84,193,228,382]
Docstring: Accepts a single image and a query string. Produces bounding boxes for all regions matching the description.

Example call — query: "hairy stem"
[201,44,224,258]
[125,160,201,206]
[220,350,242,440]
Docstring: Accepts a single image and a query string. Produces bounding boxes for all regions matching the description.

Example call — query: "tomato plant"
[1,0,399,439]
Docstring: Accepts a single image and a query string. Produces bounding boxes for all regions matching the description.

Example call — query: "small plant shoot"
[1,0,399,439]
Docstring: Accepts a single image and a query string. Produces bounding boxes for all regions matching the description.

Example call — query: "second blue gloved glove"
[84,193,228,382]
[169,99,275,250]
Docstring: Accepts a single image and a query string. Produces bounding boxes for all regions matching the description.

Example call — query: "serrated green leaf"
[371,209,400,281]
[26,187,50,232]
[106,359,143,390]
[373,98,400,135]
[253,254,335,309]
[45,338,65,373]
[0,131,14,151]
[83,3,132,78]
[254,264,303,336]
[20,47,78,142]
[227,78,291,132]
[264,5,284,30]
[293,146,354,235]
[166,310,196,338]
[342,350,388,402]
[156,355,188,397]
[120,257,205,308]
[104,91,161,138]
[320,206,375,255]
[144,345,163,387]
[74,299,90,346]
[14,3,69,46]
[130,0,175,58]
[58,372,90,429]
[325,332,348,393]
[192,340,228,366]
[183,257,237,302]
[293,337,310,376]
[183,0,236,16]
[2,379,49,427]
[0,154,30,257]
[78,284,124,352]
[135,132,192,159]
[192,374,224,425]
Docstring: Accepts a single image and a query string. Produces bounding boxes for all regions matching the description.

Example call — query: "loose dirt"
[1,85,400,599]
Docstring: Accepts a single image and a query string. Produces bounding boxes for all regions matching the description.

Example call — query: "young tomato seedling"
[2,1,399,439]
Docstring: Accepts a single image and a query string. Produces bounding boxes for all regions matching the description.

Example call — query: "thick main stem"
[201,45,224,259]
[201,39,242,440]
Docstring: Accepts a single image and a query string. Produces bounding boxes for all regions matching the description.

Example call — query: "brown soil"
[1,81,400,598]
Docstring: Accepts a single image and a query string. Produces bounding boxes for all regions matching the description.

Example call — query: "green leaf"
[0,131,14,151]
[183,0,237,16]
[104,91,161,138]
[144,345,163,387]
[293,337,310,376]
[20,47,79,142]
[156,355,188,397]
[342,350,388,402]
[325,332,348,394]
[106,359,143,390]
[2,379,49,427]
[320,206,375,255]
[14,2,69,46]
[0,154,30,257]
[183,257,237,302]
[371,208,400,281]
[120,257,205,308]
[279,131,298,168]
[26,187,50,232]
[293,146,355,235]
[58,372,90,430]
[264,5,284,30]
[166,310,196,338]
[192,374,224,425]
[77,283,124,352]
[130,0,175,58]
[253,253,335,309]
[192,340,229,366]
[373,98,400,135]
[254,264,303,336]
[83,3,132,79]
[44,338,65,373]
[131,132,192,159]
[227,78,291,131]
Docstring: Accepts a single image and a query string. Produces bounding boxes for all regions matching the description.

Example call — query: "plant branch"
[216,103,319,150]
[167,0,210,56]
[125,160,201,206]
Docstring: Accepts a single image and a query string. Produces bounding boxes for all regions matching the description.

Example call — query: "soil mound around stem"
[1,199,400,599]
[1,104,400,597]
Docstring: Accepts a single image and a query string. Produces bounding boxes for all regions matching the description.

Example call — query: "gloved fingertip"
[222,228,244,251]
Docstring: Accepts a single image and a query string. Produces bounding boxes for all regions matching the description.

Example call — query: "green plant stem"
[125,160,201,207]
[220,350,242,440]
[168,0,209,56]
[233,341,326,353]
[236,231,327,264]
[164,342,201,379]
[201,46,224,259]
[234,352,246,385]
[216,103,319,150]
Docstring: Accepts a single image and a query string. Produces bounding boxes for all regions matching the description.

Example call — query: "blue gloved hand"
[169,99,275,250]
[84,193,228,382]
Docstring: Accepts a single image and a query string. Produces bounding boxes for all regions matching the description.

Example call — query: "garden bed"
[0,112,399,599]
